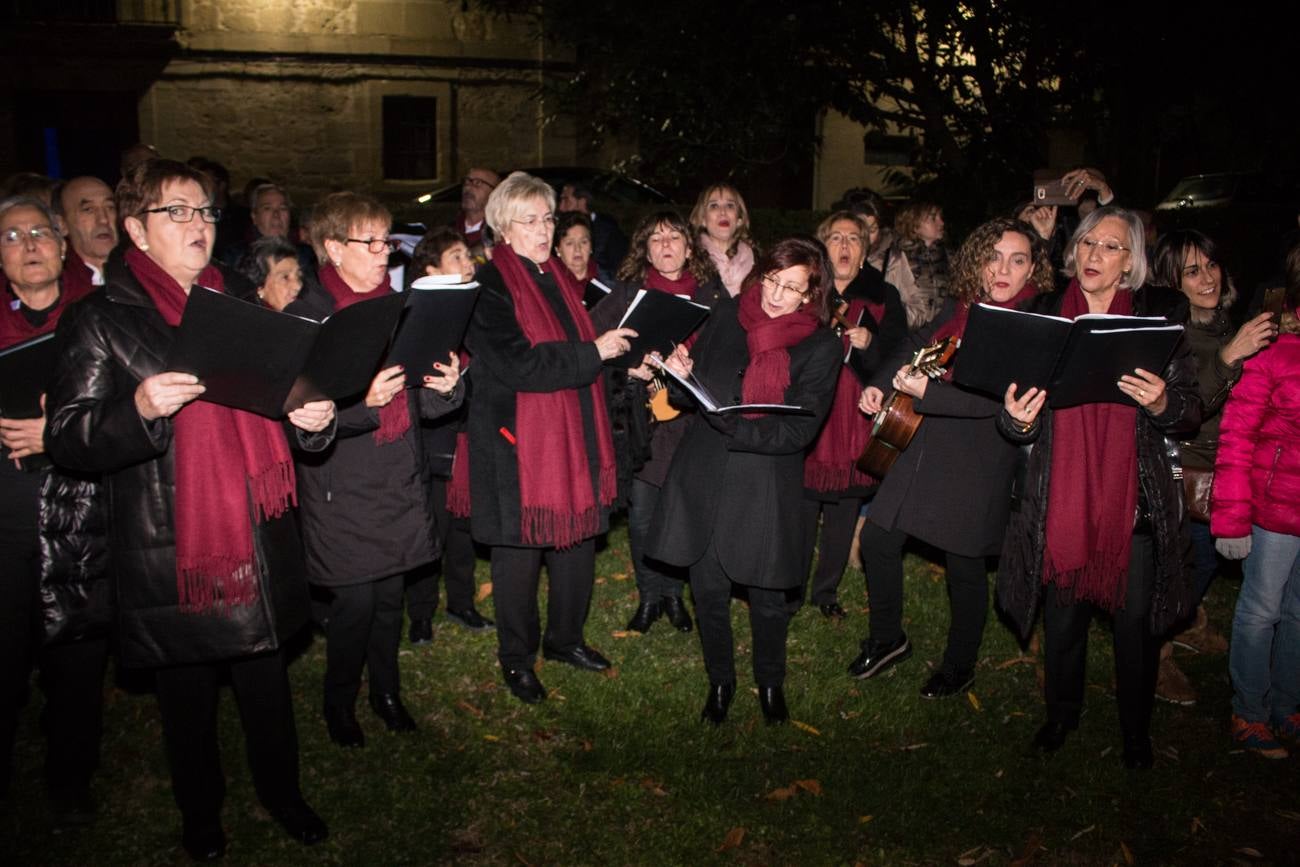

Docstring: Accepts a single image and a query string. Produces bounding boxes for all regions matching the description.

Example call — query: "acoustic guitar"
[647,376,680,422]
[855,337,957,479]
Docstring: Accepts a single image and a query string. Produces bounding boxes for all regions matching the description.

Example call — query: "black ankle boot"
[700,681,736,725]
[758,685,789,724]
[626,600,662,633]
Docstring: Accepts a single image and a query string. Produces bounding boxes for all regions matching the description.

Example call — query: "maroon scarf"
[493,248,618,548]
[0,277,94,350]
[319,263,410,445]
[125,248,296,613]
[446,349,473,519]
[736,282,820,415]
[644,268,698,298]
[1042,279,1139,611]
[805,297,873,492]
[61,247,97,298]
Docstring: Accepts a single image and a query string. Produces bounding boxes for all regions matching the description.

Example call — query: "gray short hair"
[484,171,556,236]
[1063,205,1148,290]
[0,195,61,232]
[250,183,290,211]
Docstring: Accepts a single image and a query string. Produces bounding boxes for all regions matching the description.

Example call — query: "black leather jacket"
[44,258,331,668]
[996,286,1202,638]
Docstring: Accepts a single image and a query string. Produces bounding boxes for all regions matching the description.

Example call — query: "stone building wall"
[138,0,574,206]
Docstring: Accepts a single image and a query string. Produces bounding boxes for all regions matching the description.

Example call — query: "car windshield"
[1164,175,1235,204]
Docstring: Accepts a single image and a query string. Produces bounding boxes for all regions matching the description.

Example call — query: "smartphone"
[1033,178,1074,207]
[1262,285,1286,327]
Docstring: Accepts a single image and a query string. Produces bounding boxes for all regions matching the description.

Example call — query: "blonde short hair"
[309,191,391,262]
[484,171,556,236]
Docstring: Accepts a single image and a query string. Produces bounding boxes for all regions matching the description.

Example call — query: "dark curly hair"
[616,210,717,284]
[948,217,1054,305]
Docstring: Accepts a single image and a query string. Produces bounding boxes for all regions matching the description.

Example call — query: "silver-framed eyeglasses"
[1077,238,1130,257]
[511,215,557,232]
[140,204,223,224]
[761,273,809,297]
[345,237,400,254]
[0,225,59,246]
[826,232,863,246]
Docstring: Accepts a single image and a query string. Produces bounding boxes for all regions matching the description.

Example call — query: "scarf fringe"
[178,558,260,613]
[803,461,874,494]
[446,437,473,518]
[374,398,410,445]
[249,460,296,522]
[1043,553,1129,613]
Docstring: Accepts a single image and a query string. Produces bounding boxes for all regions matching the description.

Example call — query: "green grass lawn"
[4,521,1298,865]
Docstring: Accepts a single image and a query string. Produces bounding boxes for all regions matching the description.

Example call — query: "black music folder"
[165,286,406,418]
[953,303,1184,407]
[0,332,58,418]
[583,277,613,310]
[387,275,479,387]
[611,289,710,369]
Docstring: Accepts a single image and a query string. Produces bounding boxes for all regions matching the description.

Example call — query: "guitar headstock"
[907,337,957,379]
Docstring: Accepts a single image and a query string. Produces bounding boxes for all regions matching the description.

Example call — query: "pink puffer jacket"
[1211,332,1300,538]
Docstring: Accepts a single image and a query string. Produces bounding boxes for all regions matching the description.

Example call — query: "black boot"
[662,596,694,632]
[700,681,736,725]
[626,599,662,633]
[758,685,789,725]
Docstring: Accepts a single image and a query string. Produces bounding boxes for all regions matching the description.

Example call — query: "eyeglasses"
[511,215,557,232]
[761,273,809,297]
[345,237,399,254]
[463,176,497,190]
[1077,238,1130,257]
[140,204,222,224]
[826,232,863,246]
[0,225,59,247]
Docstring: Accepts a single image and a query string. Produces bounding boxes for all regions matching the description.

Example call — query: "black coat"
[865,298,1034,557]
[464,250,609,547]
[44,259,330,668]
[291,284,466,587]
[996,286,1201,638]
[646,298,841,588]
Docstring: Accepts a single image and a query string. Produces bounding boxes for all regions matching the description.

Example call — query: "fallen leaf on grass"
[514,852,535,866]
[791,720,821,735]
[601,666,620,679]
[1191,816,1206,834]
[765,785,798,802]
[967,692,981,711]
[997,656,1036,670]
[839,710,862,720]
[1275,809,1300,822]
[899,742,929,751]
[482,734,500,742]
[475,581,493,601]
[640,778,668,797]
[456,700,485,720]
[579,739,593,752]
[1009,831,1043,867]
[1068,825,1095,842]
[716,827,746,852]
[957,845,993,866]
[611,571,630,581]
[1120,841,1135,865]
[611,630,639,639]
[858,815,874,824]
[794,779,823,795]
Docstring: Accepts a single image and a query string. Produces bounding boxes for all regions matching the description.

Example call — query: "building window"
[382,96,437,180]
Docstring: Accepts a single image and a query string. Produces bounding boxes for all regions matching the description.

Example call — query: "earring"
[140,243,149,252]
[332,260,341,267]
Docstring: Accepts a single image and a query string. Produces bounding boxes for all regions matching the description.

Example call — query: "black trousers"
[0,536,107,796]
[491,540,595,669]
[690,542,793,687]
[628,479,687,602]
[155,650,301,835]
[322,572,405,711]
[801,497,863,607]
[1042,532,1157,739]
[859,520,990,673]
[406,477,478,619]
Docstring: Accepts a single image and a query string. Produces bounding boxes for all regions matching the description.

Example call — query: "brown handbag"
[1183,465,1214,524]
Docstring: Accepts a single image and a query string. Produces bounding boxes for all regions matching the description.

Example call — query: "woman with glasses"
[589,210,726,635]
[44,159,336,858]
[0,195,107,823]
[997,206,1201,769]
[647,238,841,725]
[295,192,464,747]
[802,211,907,619]
[849,218,1050,696]
[464,172,635,704]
